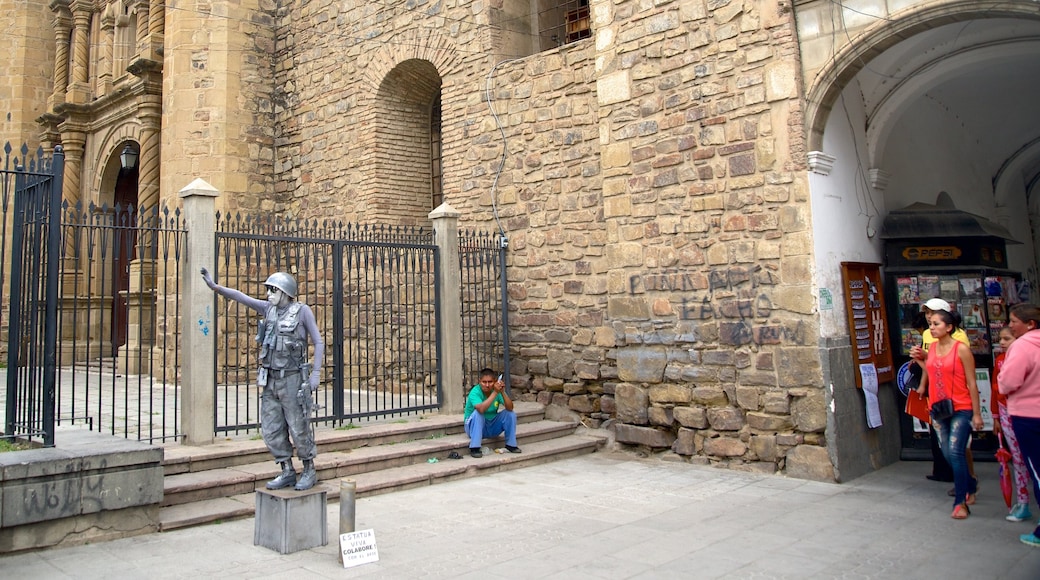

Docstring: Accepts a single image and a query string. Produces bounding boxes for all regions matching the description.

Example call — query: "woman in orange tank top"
[914,308,983,519]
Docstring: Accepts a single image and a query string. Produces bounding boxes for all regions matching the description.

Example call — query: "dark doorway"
[112,164,138,354]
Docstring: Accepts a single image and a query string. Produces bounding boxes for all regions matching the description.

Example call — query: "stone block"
[791,389,827,433]
[762,391,789,413]
[254,487,328,554]
[692,386,729,406]
[750,435,778,461]
[648,405,674,427]
[707,407,744,431]
[735,386,759,410]
[672,428,697,456]
[746,412,792,431]
[649,384,692,404]
[614,424,676,448]
[674,406,708,429]
[785,445,835,482]
[563,382,586,395]
[548,349,577,379]
[616,346,667,383]
[703,436,746,457]
[614,383,649,425]
[568,394,597,413]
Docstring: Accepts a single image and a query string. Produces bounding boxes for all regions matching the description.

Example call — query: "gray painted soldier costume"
[201,269,325,491]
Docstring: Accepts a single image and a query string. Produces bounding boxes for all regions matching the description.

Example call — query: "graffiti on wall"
[628,265,806,345]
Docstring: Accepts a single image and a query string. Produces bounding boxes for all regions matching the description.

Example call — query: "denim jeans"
[465,410,518,449]
[933,410,977,507]
[1010,415,1040,537]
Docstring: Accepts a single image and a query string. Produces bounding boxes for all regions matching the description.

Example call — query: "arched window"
[367,59,443,225]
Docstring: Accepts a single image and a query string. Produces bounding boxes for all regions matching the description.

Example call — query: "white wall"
[881,98,993,216]
[811,84,887,338]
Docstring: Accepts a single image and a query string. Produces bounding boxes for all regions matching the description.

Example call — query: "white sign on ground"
[340,529,379,568]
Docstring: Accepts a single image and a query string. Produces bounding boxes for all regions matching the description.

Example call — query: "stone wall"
[276,0,832,478]
[0,429,163,552]
[0,0,52,151]
[160,0,278,211]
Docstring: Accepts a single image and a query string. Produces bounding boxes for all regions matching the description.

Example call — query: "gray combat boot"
[266,461,297,490]
[294,459,317,491]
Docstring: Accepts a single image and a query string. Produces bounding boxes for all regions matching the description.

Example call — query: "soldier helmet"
[264,272,298,299]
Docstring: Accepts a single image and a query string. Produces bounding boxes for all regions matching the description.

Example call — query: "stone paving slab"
[4,454,1040,579]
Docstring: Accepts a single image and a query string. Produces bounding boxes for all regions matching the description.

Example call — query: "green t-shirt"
[464,385,504,421]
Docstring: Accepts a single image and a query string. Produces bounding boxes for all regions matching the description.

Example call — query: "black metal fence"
[214,216,442,433]
[460,230,509,388]
[2,143,508,445]
[3,144,63,445]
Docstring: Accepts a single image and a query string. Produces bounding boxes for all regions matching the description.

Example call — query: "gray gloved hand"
[200,267,216,289]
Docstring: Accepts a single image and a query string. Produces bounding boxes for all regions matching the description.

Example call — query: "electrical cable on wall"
[484,57,524,241]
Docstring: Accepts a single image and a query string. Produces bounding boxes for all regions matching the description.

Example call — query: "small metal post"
[337,479,357,564]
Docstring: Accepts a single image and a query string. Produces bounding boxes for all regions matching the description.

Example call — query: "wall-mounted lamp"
[120,144,138,170]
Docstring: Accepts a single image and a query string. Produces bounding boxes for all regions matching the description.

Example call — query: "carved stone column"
[66,3,91,103]
[49,1,72,109]
[97,6,115,96]
[144,0,164,62]
[134,0,150,57]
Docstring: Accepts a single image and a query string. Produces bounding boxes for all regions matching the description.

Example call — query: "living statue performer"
[201,268,325,491]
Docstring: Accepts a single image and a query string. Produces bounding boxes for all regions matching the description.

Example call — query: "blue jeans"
[1011,415,1040,537]
[933,410,977,507]
[465,410,518,449]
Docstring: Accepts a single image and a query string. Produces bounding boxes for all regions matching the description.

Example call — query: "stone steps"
[158,402,605,531]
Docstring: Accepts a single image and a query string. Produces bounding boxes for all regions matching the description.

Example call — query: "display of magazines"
[892,273,1021,357]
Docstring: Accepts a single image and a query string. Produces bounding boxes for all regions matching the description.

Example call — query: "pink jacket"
[1001,330,1040,419]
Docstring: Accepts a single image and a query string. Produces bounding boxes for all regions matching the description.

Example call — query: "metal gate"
[214,217,443,433]
[2,143,508,445]
[3,144,64,446]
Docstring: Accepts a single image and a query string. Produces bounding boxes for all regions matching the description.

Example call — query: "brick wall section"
[277,0,828,477]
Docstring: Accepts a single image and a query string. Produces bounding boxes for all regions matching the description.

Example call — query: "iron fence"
[2,143,508,445]
[53,201,185,442]
[214,216,442,433]
[460,230,509,389]
[3,144,62,445]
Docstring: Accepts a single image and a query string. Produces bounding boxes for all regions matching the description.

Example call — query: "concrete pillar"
[180,178,219,445]
[430,203,463,414]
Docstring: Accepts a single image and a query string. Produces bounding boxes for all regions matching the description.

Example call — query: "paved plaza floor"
[3,452,1040,579]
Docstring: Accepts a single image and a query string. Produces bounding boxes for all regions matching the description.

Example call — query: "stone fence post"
[179,178,219,445]
[430,203,463,414]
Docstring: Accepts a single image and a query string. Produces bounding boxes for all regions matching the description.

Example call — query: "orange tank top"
[926,341,972,412]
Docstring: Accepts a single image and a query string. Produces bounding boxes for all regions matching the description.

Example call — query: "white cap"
[923,298,951,312]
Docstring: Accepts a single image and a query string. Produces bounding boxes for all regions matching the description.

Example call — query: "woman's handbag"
[930,397,954,421]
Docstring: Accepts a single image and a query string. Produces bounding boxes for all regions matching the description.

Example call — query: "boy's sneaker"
[469,447,482,458]
[1007,503,1033,522]
[1020,533,1040,548]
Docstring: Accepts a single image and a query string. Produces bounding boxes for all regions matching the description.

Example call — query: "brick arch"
[355,29,462,225]
[359,27,462,93]
[91,123,140,208]
[804,0,1040,153]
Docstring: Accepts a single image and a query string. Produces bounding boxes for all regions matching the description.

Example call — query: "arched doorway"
[111,143,139,354]
[800,1,1040,480]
